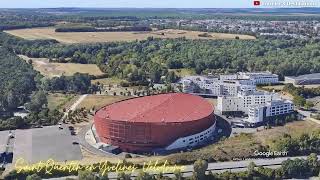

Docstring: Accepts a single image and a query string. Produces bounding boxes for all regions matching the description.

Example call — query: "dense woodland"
[0,47,38,114]
[0,46,96,130]
[1,32,320,84]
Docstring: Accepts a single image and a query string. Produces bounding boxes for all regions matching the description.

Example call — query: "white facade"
[246,106,265,124]
[218,72,279,85]
[239,91,279,110]
[245,100,294,124]
[220,74,239,81]
[217,91,279,114]
[182,76,256,96]
[266,100,294,117]
[238,72,279,85]
[182,72,278,96]
[165,121,216,150]
[217,96,243,112]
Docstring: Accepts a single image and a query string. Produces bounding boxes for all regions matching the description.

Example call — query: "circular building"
[94,93,216,153]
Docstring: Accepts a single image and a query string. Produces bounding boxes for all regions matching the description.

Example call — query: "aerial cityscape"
[1,1,320,180]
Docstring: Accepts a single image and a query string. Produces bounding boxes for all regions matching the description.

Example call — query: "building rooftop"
[95,93,214,123]
[239,90,274,96]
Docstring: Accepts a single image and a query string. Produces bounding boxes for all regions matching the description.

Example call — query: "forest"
[0,46,96,130]
[1,32,320,85]
[0,47,38,114]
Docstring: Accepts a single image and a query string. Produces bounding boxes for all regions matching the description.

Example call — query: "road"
[297,109,320,125]
[104,155,320,179]
[44,154,319,179]
[60,94,88,122]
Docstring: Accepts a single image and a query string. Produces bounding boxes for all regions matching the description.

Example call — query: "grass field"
[255,120,320,146]
[47,93,79,111]
[19,55,104,78]
[77,95,131,110]
[169,68,196,77]
[91,77,124,86]
[6,28,256,43]
[166,120,320,164]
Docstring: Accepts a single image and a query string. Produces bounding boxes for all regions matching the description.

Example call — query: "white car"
[8,133,14,138]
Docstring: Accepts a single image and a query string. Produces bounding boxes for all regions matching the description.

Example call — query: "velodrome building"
[94,93,216,153]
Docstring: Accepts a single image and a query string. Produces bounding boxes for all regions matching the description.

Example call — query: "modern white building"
[218,72,279,85]
[165,121,216,150]
[238,72,279,85]
[182,76,256,96]
[217,90,294,125]
[219,74,239,81]
[246,100,294,124]
[217,91,279,114]
[182,71,279,96]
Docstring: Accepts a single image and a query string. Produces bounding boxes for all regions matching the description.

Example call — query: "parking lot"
[13,125,82,163]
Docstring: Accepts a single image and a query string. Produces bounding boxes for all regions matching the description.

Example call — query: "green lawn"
[91,77,125,86]
[169,68,196,77]
[47,93,78,111]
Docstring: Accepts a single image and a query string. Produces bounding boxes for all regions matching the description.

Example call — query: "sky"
[1,0,319,8]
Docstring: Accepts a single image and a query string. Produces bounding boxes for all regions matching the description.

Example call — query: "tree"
[193,159,208,180]
[78,170,97,180]
[135,171,154,180]
[96,49,107,65]
[247,162,256,176]
[26,174,41,180]
[304,101,314,110]
[25,91,48,112]
[99,172,109,180]
[117,172,131,180]
[281,159,310,178]
[165,71,178,83]
[307,153,319,175]
[293,95,306,107]
[173,170,183,180]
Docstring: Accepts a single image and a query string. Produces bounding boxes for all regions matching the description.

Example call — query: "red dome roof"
[95,93,213,123]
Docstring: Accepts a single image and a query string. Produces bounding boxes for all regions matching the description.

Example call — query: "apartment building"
[238,72,279,85]
[182,76,256,96]
[246,100,294,124]
[217,91,279,114]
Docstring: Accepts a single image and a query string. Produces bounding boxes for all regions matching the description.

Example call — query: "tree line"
[5,153,320,180]
[283,83,319,108]
[1,32,320,83]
